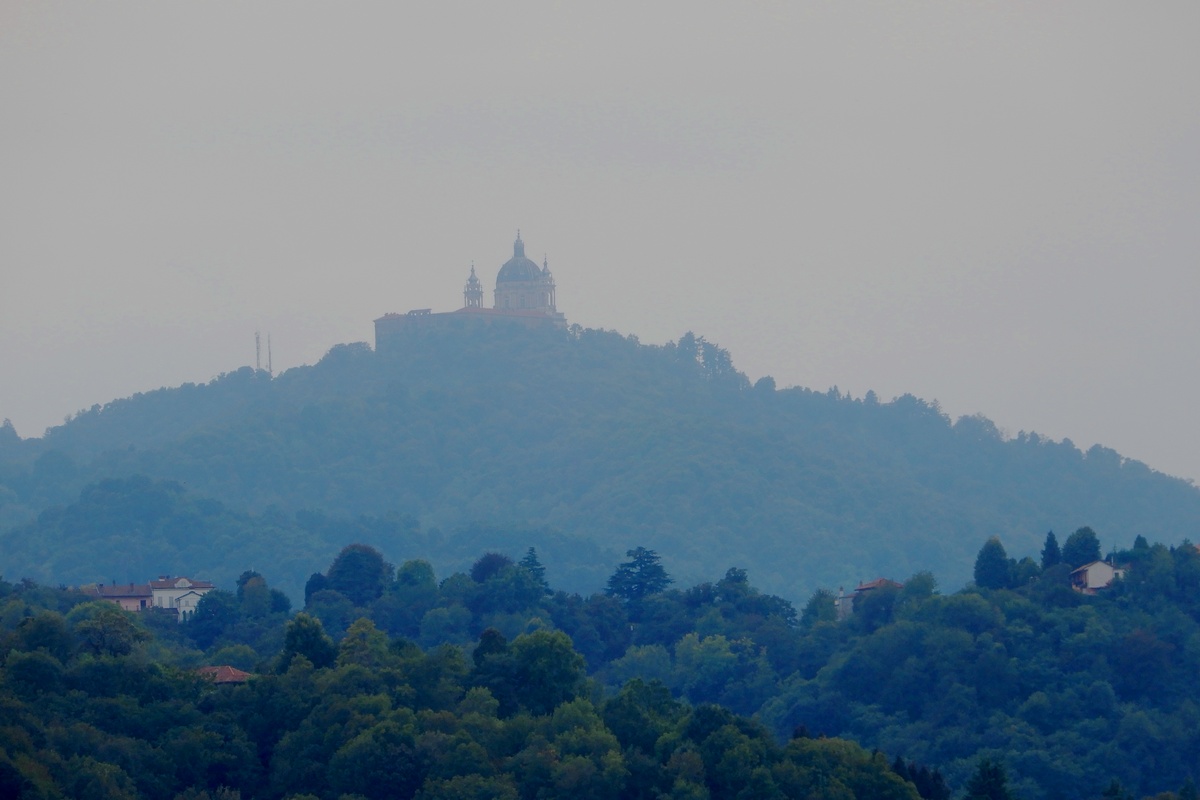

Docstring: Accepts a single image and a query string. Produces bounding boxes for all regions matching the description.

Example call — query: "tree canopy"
[2,530,1200,798]
[1062,526,1103,567]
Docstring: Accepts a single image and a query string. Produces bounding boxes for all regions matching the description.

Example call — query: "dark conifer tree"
[923,767,951,800]
[1041,531,1061,569]
[605,547,672,602]
[964,758,1014,800]
[519,547,549,593]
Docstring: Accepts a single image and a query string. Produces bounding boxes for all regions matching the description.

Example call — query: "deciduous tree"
[1062,527,1102,568]
[327,544,394,606]
[973,537,1010,590]
[280,613,336,671]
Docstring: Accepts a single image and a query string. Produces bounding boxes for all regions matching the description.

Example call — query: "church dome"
[496,234,543,283]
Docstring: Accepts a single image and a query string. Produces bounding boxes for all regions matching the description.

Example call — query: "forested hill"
[2,323,1198,601]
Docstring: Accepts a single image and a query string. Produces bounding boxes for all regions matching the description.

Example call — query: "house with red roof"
[196,665,253,685]
[835,578,903,620]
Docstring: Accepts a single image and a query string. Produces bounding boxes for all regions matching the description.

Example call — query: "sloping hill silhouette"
[2,324,1196,600]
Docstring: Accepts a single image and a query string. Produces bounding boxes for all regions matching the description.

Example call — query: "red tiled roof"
[196,665,253,684]
[855,578,902,592]
[82,583,151,599]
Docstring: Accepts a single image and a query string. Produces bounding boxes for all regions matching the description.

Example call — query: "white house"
[1070,561,1126,594]
[150,576,215,620]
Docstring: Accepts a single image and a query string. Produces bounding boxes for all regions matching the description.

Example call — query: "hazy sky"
[3,2,1199,481]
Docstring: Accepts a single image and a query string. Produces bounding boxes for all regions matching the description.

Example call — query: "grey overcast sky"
[2,2,1198,480]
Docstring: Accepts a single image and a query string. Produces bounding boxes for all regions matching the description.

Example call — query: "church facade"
[375,234,567,352]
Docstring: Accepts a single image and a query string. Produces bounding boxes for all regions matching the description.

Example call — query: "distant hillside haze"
[1,323,1197,602]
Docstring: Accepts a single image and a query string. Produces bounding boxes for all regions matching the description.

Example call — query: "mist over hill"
[1,323,1197,602]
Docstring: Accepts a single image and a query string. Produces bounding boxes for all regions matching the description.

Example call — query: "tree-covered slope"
[0,476,619,604]
[7,533,1200,800]
[0,575,927,800]
[2,323,1197,600]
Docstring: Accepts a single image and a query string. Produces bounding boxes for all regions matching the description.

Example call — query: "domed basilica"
[375,233,566,352]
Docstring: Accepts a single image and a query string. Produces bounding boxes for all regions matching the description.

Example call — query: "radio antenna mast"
[255,331,262,371]
[267,334,273,377]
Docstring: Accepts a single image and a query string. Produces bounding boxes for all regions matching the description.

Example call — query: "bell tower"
[541,256,556,311]
[463,263,483,308]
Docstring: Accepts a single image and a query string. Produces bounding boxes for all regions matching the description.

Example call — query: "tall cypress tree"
[1041,531,1061,569]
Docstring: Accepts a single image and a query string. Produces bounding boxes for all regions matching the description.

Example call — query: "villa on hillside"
[835,578,903,620]
[84,582,153,612]
[1070,561,1127,594]
[150,576,214,618]
[81,575,214,620]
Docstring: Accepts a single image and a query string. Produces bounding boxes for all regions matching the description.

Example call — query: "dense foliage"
[0,575,921,800]
[6,532,1174,799]
[5,528,1200,798]
[289,537,1200,799]
[2,324,1198,602]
